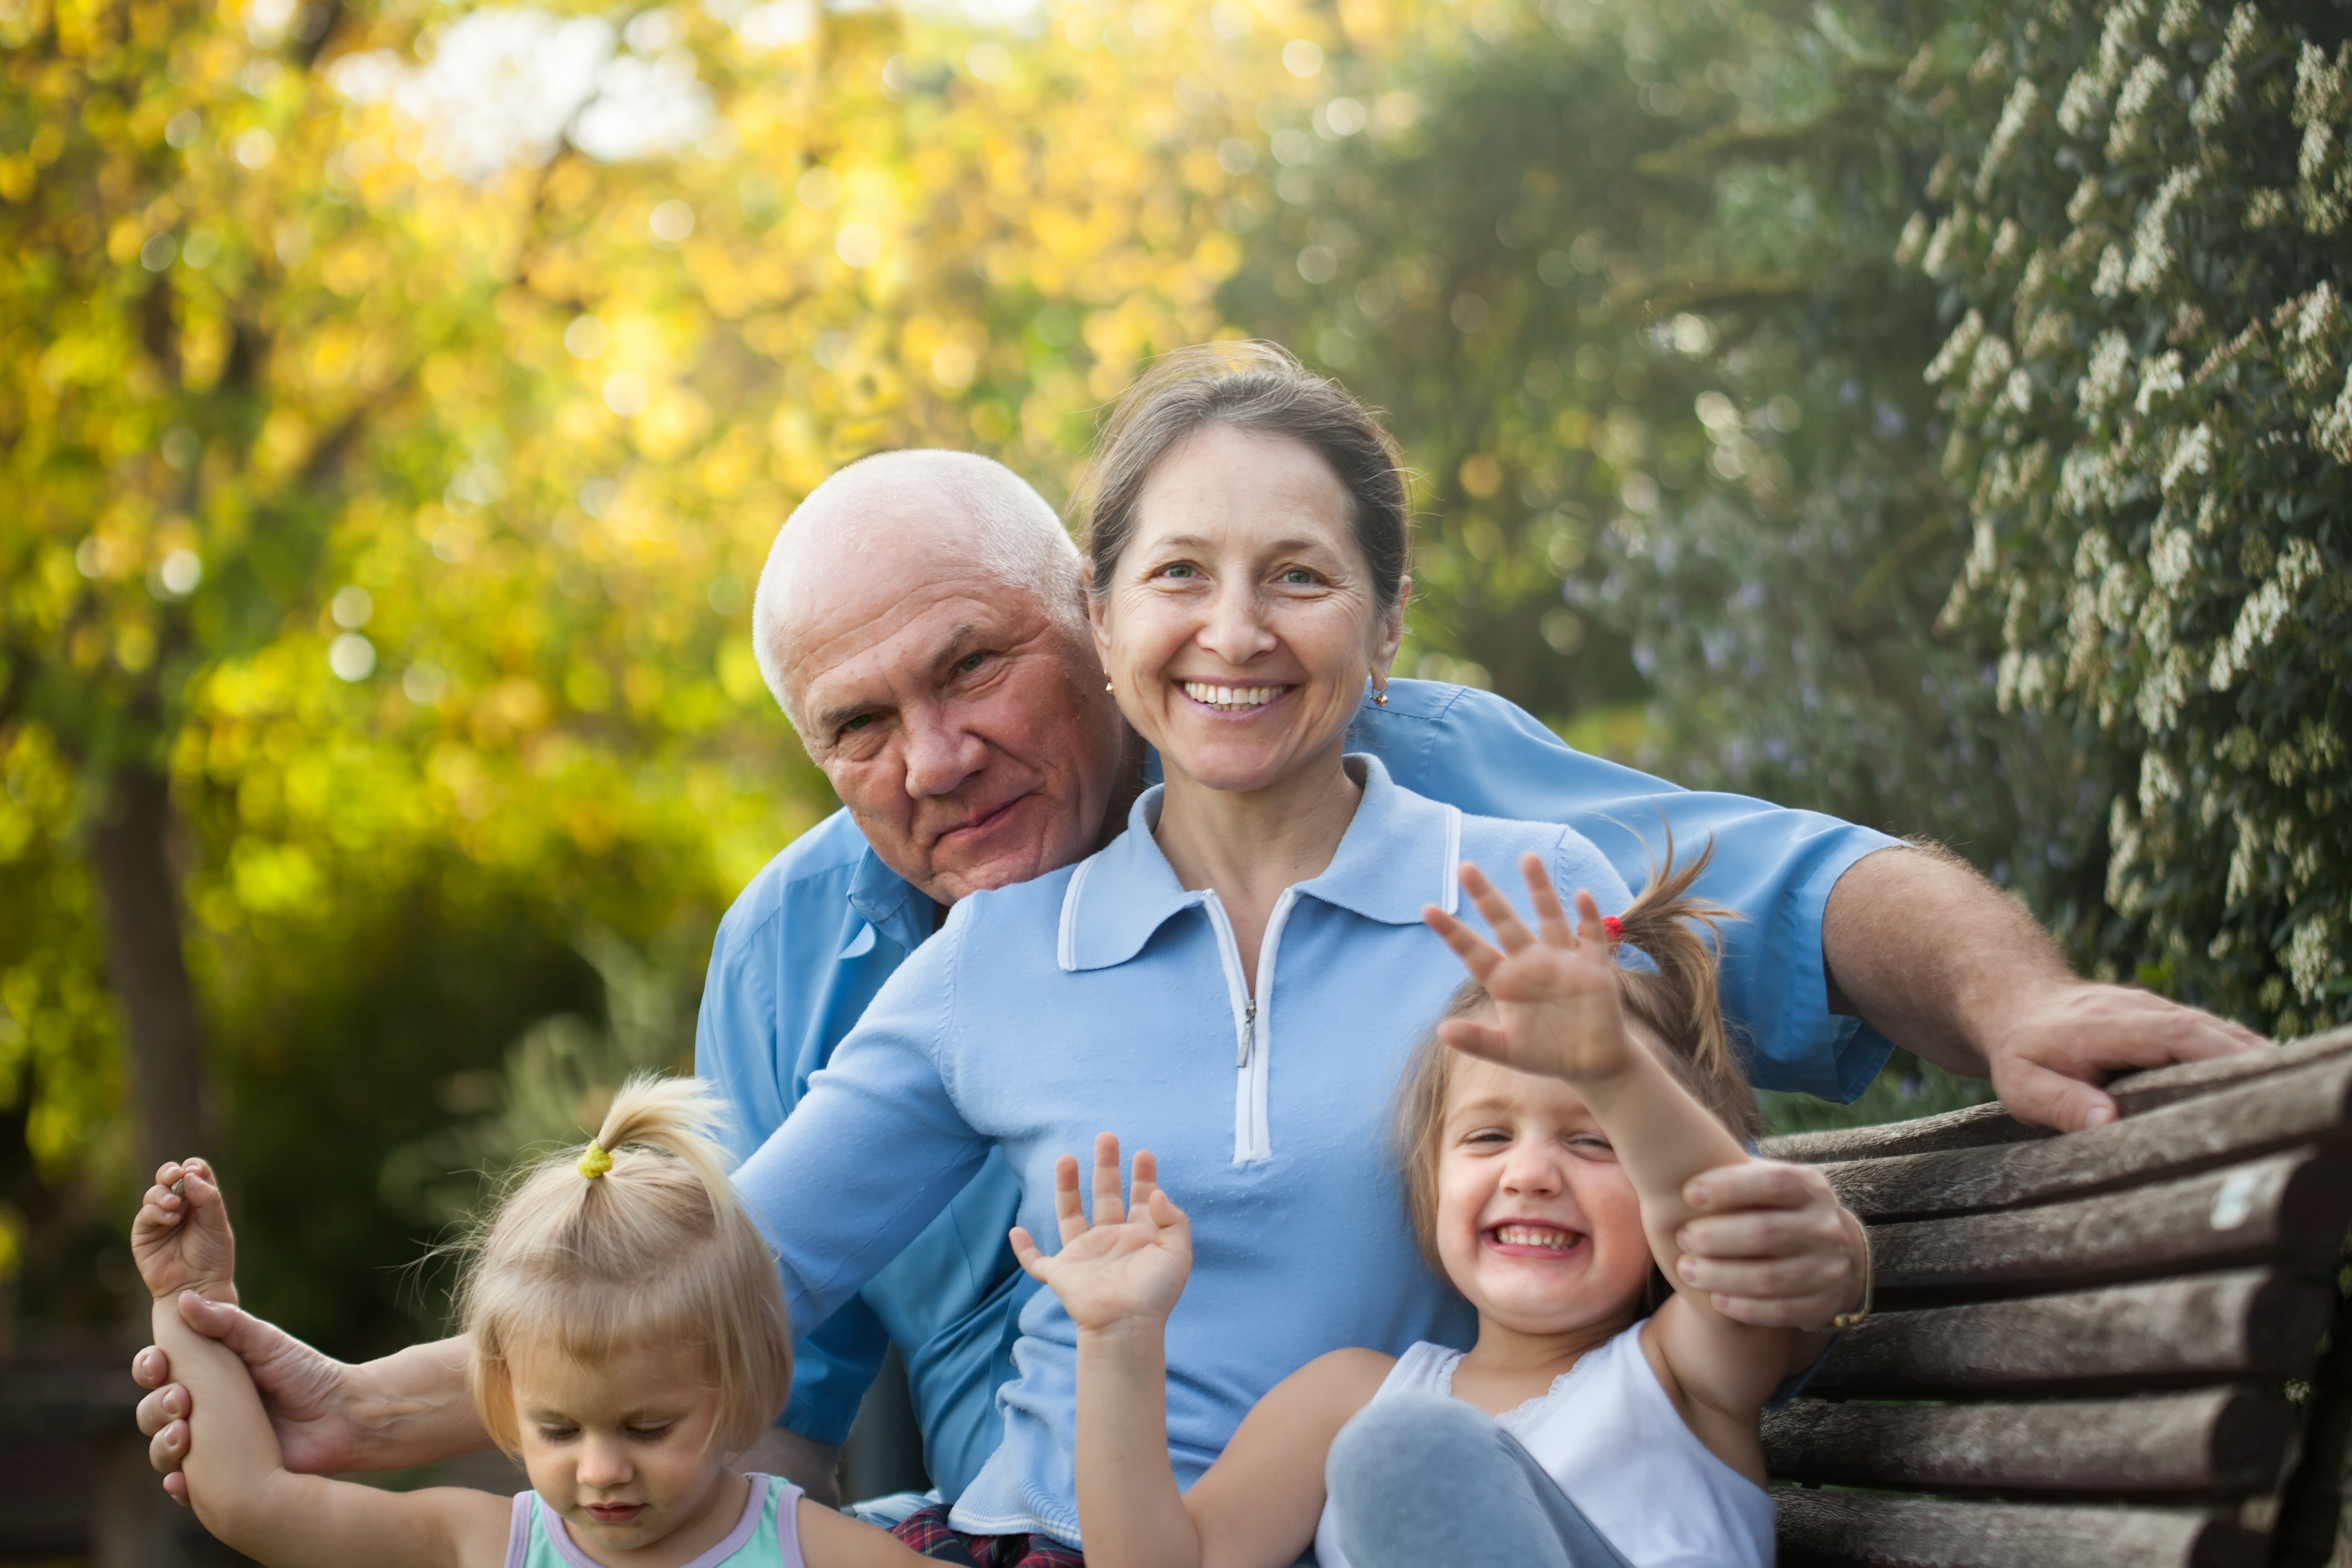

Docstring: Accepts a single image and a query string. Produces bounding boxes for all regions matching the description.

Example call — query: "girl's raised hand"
[132,1159,239,1306]
[1009,1133,1193,1334]
[1423,853,1633,1084]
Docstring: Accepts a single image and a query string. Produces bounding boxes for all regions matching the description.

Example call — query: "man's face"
[783,535,1128,905]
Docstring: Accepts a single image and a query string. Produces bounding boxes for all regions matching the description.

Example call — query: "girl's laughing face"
[1432,1050,1658,1338]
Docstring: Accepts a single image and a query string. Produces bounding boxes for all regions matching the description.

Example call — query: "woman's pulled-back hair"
[1079,341,1411,614]
[455,1075,792,1456]
[1392,836,1762,1272]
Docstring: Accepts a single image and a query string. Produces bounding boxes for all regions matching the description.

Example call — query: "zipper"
[1201,889,1300,1165]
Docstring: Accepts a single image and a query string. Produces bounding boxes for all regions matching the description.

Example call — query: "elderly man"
[135,448,2261,1509]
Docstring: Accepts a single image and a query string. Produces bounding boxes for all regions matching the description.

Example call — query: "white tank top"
[1312,1323,1775,1568]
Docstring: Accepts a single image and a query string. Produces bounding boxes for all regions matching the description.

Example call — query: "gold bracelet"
[1827,1214,1874,1332]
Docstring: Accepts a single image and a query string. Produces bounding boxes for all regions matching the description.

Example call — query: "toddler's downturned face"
[511,1338,738,1558]
[1432,1053,1655,1338]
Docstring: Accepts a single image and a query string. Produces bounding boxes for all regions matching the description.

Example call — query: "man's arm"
[137,1305,486,1496]
[1823,843,2265,1131]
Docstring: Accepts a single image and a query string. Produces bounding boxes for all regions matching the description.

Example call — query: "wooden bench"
[1757,1025,2352,1568]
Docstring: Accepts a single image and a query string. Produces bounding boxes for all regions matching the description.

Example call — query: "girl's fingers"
[1572,889,1609,956]
[1052,1154,1087,1244]
[1091,1133,1125,1227]
[1423,906,1502,983]
[1523,854,1575,949]
[1436,1018,1513,1064]
[1458,863,1535,953]
[1008,1226,1047,1280]
[1129,1149,1158,1216]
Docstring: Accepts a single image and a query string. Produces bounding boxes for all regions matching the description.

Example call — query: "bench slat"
[1819,1054,2352,1221]
[1775,1491,2265,1568]
[1765,1102,2045,1166]
[1866,1145,2352,1307]
[1802,1268,2331,1399]
[1763,1387,2296,1497]
[1761,1027,2352,1168]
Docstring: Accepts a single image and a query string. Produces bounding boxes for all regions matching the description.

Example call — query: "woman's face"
[1090,424,1405,795]
[1432,1051,1655,1339]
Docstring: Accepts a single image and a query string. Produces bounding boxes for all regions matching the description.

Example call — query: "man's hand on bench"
[1980,978,2267,1132]
[1823,845,2266,1133]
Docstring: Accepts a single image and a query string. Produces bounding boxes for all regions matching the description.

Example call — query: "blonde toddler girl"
[132,1076,930,1568]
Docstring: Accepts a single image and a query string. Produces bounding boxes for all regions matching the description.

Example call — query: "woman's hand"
[1010,1134,1193,1335]
[132,1159,238,1306]
[1423,855,1632,1085]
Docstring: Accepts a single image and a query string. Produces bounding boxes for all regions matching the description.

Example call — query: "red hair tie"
[1601,915,1624,944]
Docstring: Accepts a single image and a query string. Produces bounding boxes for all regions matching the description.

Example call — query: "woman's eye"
[1157,562,1200,579]
[1279,567,1317,585]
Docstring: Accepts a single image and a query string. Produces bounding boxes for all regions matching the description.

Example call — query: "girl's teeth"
[1182,681,1283,710]
[1496,1226,1574,1250]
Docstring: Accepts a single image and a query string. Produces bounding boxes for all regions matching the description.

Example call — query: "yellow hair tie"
[577,1142,614,1181]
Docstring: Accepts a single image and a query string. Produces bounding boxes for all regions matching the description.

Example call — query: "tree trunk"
[87,758,207,1180]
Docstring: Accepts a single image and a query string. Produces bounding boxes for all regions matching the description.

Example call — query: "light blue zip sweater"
[732,757,1633,1546]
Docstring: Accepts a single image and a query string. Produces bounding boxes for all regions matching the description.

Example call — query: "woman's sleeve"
[730,923,992,1341]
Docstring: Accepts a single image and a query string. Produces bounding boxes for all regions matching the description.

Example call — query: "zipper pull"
[1238,998,1255,1067]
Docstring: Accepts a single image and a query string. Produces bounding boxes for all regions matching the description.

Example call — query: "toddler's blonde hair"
[454,1075,792,1455]
[1392,836,1763,1275]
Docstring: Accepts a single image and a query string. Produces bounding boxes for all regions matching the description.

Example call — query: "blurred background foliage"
[0,0,2343,1358]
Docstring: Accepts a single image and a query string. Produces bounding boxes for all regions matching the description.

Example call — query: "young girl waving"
[131,1077,929,1568]
[1013,849,1789,1568]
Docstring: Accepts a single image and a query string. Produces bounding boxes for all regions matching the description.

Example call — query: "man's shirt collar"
[1056,754,1464,973]
[848,840,940,954]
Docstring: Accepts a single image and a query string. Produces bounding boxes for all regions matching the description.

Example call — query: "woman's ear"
[1370,574,1412,676]
[1082,559,1114,666]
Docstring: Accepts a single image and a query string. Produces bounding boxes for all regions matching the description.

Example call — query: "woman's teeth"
[1182,681,1284,710]
[1493,1225,1577,1250]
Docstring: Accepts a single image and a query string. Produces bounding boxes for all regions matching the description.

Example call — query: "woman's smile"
[1179,679,1296,713]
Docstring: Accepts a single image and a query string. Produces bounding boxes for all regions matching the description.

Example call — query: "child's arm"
[134,1165,511,1568]
[1010,1136,1376,1568]
[1425,858,1794,1421]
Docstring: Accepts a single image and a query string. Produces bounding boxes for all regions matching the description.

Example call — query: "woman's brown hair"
[1391,835,1761,1274]
[1077,340,1411,613]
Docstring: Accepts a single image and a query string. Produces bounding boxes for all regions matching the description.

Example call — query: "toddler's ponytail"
[456,1074,793,1456]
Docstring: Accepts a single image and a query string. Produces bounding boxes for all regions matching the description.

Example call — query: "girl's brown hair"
[454,1075,793,1456]
[1392,836,1761,1272]
[1078,340,1411,614]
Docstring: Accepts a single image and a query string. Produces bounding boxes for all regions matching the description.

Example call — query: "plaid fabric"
[890,1502,1086,1568]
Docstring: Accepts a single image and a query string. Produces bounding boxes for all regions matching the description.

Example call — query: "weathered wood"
[1763,1387,2297,1497]
[2108,1026,2352,1114]
[1775,1490,2265,1568]
[1820,1053,2352,1221]
[1765,1101,2046,1165]
[1864,1146,2352,1307]
[1802,1269,2332,1399]
[1760,1029,2352,1169]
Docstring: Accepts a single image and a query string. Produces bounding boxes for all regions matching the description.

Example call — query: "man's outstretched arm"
[1823,843,2267,1131]
[134,1298,482,1500]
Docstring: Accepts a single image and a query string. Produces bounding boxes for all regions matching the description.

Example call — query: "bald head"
[753,450,1084,729]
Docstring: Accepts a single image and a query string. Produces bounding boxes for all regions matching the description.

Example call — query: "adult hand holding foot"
[133,1157,488,1502]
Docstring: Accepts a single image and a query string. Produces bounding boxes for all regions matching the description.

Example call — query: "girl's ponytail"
[1611,834,1763,1144]
[457,1074,793,1456]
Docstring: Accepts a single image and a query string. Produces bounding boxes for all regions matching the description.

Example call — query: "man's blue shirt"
[693,678,1899,1498]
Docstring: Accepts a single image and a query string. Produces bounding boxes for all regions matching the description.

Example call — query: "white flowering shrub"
[1916,0,2352,1033]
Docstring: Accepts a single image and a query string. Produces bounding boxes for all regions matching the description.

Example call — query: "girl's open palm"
[132,1159,239,1305]
[1010,1134,1193,1333]
[1423,854,1634,1083]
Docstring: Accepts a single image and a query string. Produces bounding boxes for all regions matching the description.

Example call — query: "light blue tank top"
[502,1473,806,1568]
